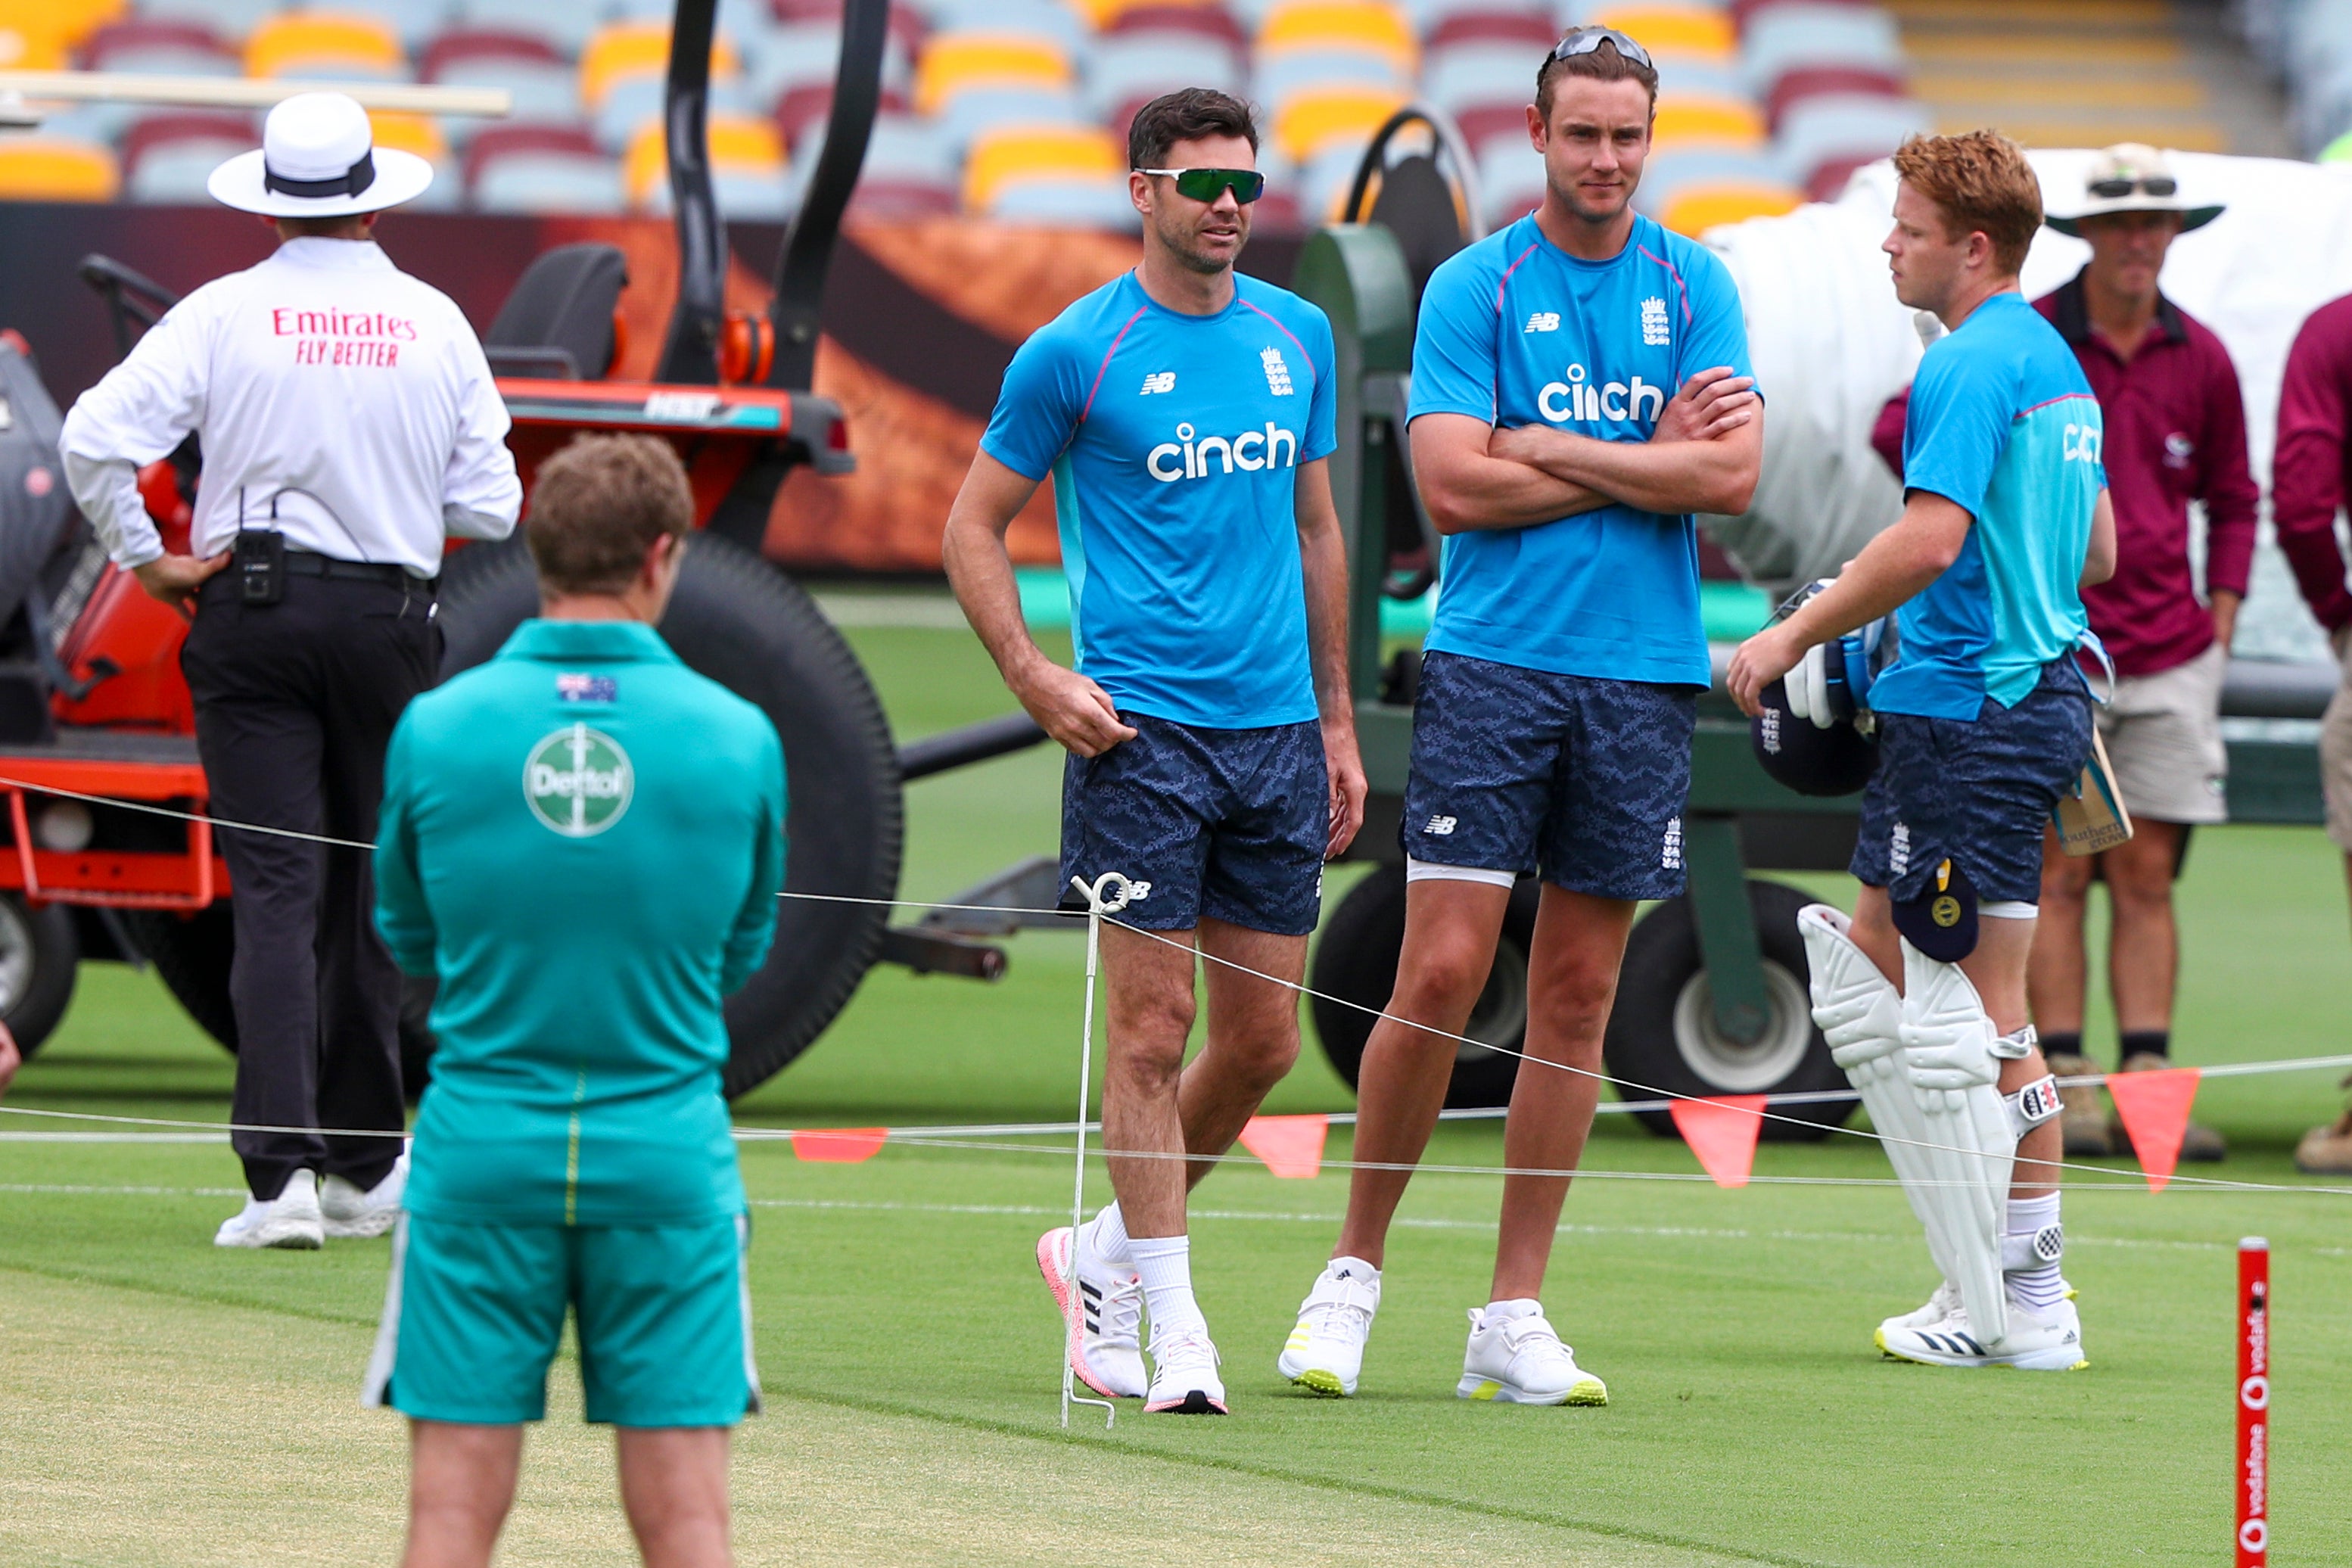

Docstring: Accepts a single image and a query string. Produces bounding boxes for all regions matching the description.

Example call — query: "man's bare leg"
[2026,826,2093,1039]
[403,1420,522,1568]
[1097,922,1206,1240]
[1178,916,1308,1184]
[2103,820,2182,1035]
[1332,879,1514,1268]
[615,1426,731,1568]
[1489,888,1635,1302]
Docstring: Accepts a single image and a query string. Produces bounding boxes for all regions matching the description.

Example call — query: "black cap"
[1751,678,1878,797]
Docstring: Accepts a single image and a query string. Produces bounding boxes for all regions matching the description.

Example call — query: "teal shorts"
[363,1212,760,1427]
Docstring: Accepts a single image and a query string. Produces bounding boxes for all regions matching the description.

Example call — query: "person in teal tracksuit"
[364,434,786,1568]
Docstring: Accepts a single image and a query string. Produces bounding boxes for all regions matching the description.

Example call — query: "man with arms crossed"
[1728,130,2117,1370]
[1278,27,1760,1405]
[366,435,786,1566]
[944,89,1366,1416]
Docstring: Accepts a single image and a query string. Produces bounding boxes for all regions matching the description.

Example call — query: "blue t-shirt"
[981,270,1337,730]
[1408,212,1755,688]
[1871,291,2106,720]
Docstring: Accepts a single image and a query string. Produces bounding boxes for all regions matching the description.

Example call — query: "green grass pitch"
[2,602,2348,1566]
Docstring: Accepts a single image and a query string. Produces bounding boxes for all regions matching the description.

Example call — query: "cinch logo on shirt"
[1261,347,1294,396]
[1140,371,1176,394]
[2064,422,2104,463]
[1146,421,1300,483]
[1537,364,1668,425]
[1524,312,1560,334]
[524,723,633,838]
[1641,297,1670,347]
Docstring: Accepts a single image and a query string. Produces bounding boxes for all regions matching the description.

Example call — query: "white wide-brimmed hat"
[207,91,434,218]
[2044,142,2223,236]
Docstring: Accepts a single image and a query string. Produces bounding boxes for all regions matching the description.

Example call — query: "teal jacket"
[375,618,787,1227]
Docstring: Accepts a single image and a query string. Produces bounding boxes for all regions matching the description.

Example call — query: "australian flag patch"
[556,673,618,704]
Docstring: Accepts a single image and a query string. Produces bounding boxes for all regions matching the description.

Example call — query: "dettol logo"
[524,723,633,837]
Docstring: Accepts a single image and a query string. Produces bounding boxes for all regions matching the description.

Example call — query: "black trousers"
[182,571,437,1200]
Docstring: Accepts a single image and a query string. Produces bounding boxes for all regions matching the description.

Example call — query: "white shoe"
[1457,1305,1607,1406]
[1145,1324,1227,1414]
[1278,1258,1380,1396]
[1880,1290,2088,1372]
[214,1170,325,1250]
[1035,1226,1147,1399]
[1876,1279,1959,1349]
[320,1153,407,1240]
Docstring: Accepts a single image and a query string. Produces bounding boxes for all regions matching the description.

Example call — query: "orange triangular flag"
[1237,1114,1327,1178]
[1669,1095,1768,1189]
[2107,1066,2201,1192]
[792,1127,888,1163]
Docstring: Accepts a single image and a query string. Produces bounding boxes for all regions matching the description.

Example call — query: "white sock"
[2004,1193,2065,1312]
[1482,1297,1541,1324]
[1130,1234,1205,1338]
[1081,1202,1133,1274]
[1328,1255,1379,1283]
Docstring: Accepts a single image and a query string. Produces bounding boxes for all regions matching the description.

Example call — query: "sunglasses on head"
[2088,174,2177,198]
[1550,25,1653,70]
[1136,166,1266,204]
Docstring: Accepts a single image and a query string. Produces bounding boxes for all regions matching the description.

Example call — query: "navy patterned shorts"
[1061,714,1327,935]
[1399,651,1698,901]
[1851,659,2094,904]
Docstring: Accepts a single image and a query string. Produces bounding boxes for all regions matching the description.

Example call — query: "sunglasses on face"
[1135,166,1266,204]
[2088,174,2177,198]
[1550,25,1653,69]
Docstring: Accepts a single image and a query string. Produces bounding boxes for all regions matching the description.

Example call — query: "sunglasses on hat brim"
[1135,167,1266,204]
[2087,174,2178,198]
[1550,25,1652,70]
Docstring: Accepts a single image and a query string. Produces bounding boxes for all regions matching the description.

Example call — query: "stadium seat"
[1257,46,1408,108]
[1650,95,1765,148]
[1086,34,1243,118]
[1102,5,1249,53]
[1423,9,1555,53]
[963,122,1118,209]
[627,114,792,218]
[1635,145,1783,210]
[1271,82,1406,163]
[421,30,580,135]
[367,107,459,207]
[448,0,605,60]
[919,0,1087,48]
[1421,40,1536,116]
[987,173,1139,227]
[1658,179,1800,235]
[0,138,120,201]
[1258,0,1417,74]
[1799,149,1871,201]
[773,81,912,146]
[748,20,913,112]
[120,111,254,204]
[771,0,932,61]
[328,0,453,53]
[244,13,409,80]
[1454,101,1532,158]
[1762,63,1904,130]
[79,19,238,74]
[583,22,749,148]
[913,33,1073,117]
[0,0,121,60]
[1772,91,1928,190]
[132,0,282,42]
[1588,5,1734,58]
[1739,3,1903,93]
[940,82,1086,150]
[467,126,625,212]
[1475,134,1542,224]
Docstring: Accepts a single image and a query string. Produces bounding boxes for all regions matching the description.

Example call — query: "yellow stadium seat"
[582,22,743,111]
[1651,98,1766,148]
[1080,0,1222,26]
[1272,85,1406,164]
[0,0,122,56]
[912,35,1072,116]
[369,110,446,164]
[963,123,1119,210]
[1591,7,1735,59]
[1258,1,1416,73]
[0,28,64,70]
[624,114,786,207]
[244,13,405,79]
[1660,182,1801,235]
[0,138,118,201]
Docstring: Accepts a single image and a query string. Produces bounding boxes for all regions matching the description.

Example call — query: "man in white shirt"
[61,92,521,1249]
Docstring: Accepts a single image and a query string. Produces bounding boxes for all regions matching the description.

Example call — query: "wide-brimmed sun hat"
[2044,142,2223,236]
[207,91,433,218]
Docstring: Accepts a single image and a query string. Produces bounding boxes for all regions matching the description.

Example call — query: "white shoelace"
[1150,1326,1221,1373]
[1304,1277,1377,1338]
[1097,1273,1143,1349]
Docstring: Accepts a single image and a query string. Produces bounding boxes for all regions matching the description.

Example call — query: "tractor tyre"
[1308,864,1540,1109]
[120,902,236,1052]
[433,533,902,1096]
[0,893,79,1059]
[1601,879,1851,1141]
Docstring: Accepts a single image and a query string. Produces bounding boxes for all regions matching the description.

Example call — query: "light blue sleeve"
[372,711,437,979]
[1900,339,2009,519]
[1302,304,1339,462]
[1406,253,1499,425]
[1678,247,1756,389]
[978,326,1086,483]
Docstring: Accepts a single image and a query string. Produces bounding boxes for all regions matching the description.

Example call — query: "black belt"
[284,550,434,590]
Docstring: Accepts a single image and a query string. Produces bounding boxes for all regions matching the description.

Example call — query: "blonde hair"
[1892,129,2042,275]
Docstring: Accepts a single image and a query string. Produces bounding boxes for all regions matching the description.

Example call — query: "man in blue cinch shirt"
[1279,27,1762,1407]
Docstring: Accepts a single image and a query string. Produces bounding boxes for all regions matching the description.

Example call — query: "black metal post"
[655,0,726,385]
[765,0,888,390]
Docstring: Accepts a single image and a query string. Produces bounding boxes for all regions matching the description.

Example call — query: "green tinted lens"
[1174,168,1265,204]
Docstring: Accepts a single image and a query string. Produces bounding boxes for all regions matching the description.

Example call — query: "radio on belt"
[234,527,286,605]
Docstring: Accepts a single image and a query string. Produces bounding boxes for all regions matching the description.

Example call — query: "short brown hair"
[1535,33,1658,119]
[1127,88,1258,170]
[525,434,693,596]
[1892,129,2042,275]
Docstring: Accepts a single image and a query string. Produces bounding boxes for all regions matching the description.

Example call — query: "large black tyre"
[1308,863,1539,1109]
[1601,879,1851,1141]
[120,903,236,1050]
[0,892,79,1059]
[433,534,901,1095]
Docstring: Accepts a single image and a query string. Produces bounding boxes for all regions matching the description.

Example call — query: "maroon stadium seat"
[1453,101,1534,160]
[769,0,929,58]
[774,82,910,149]
[463,124,604,190]
[1103,6,1248,54]
[1803,150,1877,202]
[1730,0,1879,30]
[421,27,567,79]
[120,111,256,175]
[1423,11,1556,54]
[849,176,957,217]
[1765,64,1906,132]
[79,18,239,72]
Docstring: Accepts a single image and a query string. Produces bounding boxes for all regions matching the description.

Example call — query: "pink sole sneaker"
[1144,1389,1227,1415]
[1036,1227,1124,1402]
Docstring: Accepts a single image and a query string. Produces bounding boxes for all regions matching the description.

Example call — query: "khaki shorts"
[2322,629,2352,851]
[2097,640,2229,826]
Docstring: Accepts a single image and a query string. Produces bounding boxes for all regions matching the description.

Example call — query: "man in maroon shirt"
[2273,291,2352,1174]
[1871,145,2251,1160]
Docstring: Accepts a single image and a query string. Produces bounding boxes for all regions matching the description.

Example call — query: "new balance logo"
[1140,371,1175,394]
[1261,347,1294,396]
[1641,295,1670,347]
[1661,815,1683,870]
[1423,814,1457,836]
[1524,311,1560,333]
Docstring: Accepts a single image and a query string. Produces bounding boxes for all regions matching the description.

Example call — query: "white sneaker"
[1458,1305,1607,1406]
[1876,1279,1959,1350]
[1879,1290,2087,1372]
[1145,1324,1227,1414]
[320,1153,407,1240]
[1035,1226,1147,1399]
[213,1170,325,1250]
[1278,1258,1380,1396]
